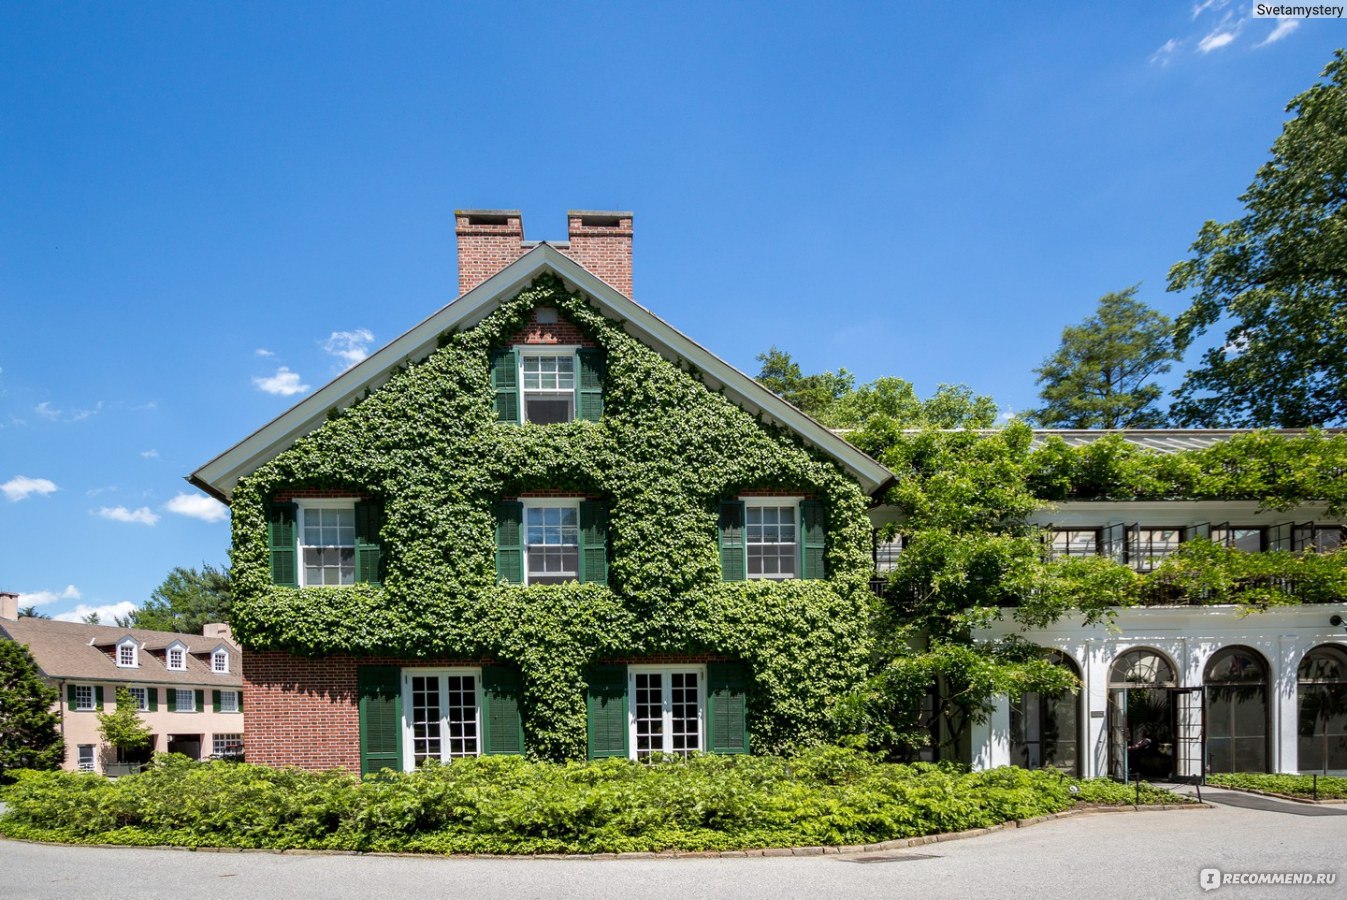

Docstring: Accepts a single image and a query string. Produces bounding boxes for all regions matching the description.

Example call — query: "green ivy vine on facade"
[230,274,875,761]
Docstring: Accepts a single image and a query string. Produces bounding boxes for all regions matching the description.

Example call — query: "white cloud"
[54,601,137,624]
[17,584,81,607]
[140,449,159,459]
[3,475,58,502]
[34,401,60,421]
[1198,29,1237,52]
[323,328,375,369]
[34,400,101,422]
[1258,18,1299,46]
[253,366,310,396]
[1150,38,1181,66]
[255,348,275,357]
[165,492,229,523]
[97,505,160,525]
[1191,0,1228,19]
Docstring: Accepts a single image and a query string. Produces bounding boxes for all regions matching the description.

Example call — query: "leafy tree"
[0,640,63,781]
[81,612,100,625]
[1027,287,1177,429]
[96,687,153,757]
[1169,50,1347,427]
[127,564,232,634]
[17,607,50,620]
[754,346,855,416]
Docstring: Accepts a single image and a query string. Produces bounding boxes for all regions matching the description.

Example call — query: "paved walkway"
[1,798,1343,900]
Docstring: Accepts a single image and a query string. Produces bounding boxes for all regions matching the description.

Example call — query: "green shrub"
[1207,773,1347,800]
[0,750,1187,854]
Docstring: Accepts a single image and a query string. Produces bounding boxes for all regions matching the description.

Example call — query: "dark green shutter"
[167,689,177,712]
[579,500,608,585]
[719,500,746,582]
[799,499,826,580]
[67,685,77,711]
[148,688,158,712]
[266,502,299,587]
[586,665,629,759]
[490,349,520,423]
[495,501,524,583]
[358,666,403,776]
[212,690,221,713]
[355,499,385,585]
[707,663,750,755]
[195,690,205,713]
[576,349,605,421]
[95,686,105,709]
[481,667,525,755]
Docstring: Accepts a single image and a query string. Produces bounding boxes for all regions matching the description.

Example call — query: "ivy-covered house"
[190,210,893,773]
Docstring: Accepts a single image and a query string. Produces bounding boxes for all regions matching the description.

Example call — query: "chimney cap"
[454,208,522,217]
[567,210,634,219]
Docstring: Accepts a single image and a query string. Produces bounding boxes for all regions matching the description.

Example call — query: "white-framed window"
[875,533,905,573]
[126,687,150,711]
[77,744,96,773]
[74,684,95,711]
[298,500,357,587]
[212,733,243,759]
[116,639,139,668]
[166,643,187,671]
[402,668,482,769]
[175,689,196,712]
[212,649,229,674]
[629,665,705,759]
[1126,527,1183,572]
[1049,529,1101,560]
[219,690,240,713]
[744,497,801,580]
[518,346,577,424]
[524,499,580,585]
[1212,526,1265,553]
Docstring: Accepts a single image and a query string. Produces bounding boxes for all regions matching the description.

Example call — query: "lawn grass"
[0,749,1186,855]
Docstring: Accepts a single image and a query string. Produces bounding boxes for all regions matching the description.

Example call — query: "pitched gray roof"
[1022,428,1346,453]
[0,618,242,687]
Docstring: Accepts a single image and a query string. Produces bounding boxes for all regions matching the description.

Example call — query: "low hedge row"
[1207,773,1347,800]
[0,749,1181,854]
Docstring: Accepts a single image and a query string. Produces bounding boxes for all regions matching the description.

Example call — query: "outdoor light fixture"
[1331,615,1343,627]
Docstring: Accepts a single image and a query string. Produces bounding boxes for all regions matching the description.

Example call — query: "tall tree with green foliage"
[17,607,50,619]
[1169,50,1347,428]
[1027,287,1177,429]
[96,688,153,759]
[754,346,855,416]
[127,564,232,634]
[0,640,63,781]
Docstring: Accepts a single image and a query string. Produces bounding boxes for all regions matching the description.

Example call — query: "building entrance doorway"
[167,735,202,760]
[1108,649,1181,780]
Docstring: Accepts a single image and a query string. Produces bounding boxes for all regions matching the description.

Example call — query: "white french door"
[630,667,704,759]
[403,669,482,769]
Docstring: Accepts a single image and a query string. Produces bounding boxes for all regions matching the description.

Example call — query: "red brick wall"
[454,209,633,298]
[505,307,598,348]
[243,648,725,772]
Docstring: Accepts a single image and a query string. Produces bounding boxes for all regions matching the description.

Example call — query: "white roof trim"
[190,244,894,499]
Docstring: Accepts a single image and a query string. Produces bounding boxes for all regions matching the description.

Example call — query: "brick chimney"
[202,622,233,643]
[564,211,634,297]
[454,209,634,297]
[0,591,18,621]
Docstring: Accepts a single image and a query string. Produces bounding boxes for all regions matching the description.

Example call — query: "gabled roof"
[0,618,242,686]
[190,244,895,499]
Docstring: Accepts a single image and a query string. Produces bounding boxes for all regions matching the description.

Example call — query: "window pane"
[411,675,442,765]
[634,672,663,759]
[525,395,573,424]
[745,505,797,580]
[445,675,478,758]
[670,672,700,756]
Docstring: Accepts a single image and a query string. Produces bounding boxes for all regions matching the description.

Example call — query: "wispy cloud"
[3,475,58,502]
[253,366,310,396]
[1191,0,1229,19]
[1198,28,1237,53]
[1150,38,1181,66]
[97,505,159,526]
[165,492,229,523]
[323,329,375,370]
[140,449,159,459]
[17,584,81,607]
[34,400,101,423]
[1258,18,1299,46]
[55,601,137,624]
[85,485,118,497]
[255,348,275,357]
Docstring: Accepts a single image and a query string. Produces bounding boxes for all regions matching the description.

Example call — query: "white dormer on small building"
[211,645,230,674]
[166,640,188,671]
[115,636,140,668]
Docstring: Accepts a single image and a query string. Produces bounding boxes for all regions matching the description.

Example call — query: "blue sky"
[1,3,1341,621]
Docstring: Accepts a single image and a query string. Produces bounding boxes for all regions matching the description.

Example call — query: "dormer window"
[116,639,139,668]
[167,643,187,671]
[212,649,229,674]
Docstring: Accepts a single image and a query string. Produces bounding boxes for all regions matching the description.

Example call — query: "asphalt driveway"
[1,794,1343,900]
